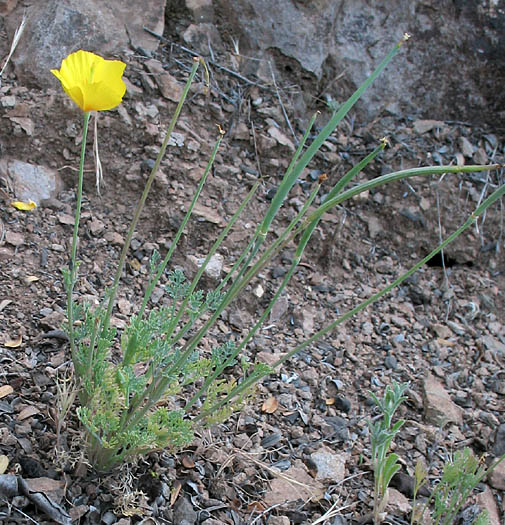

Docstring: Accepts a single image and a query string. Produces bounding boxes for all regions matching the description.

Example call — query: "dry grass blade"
[0,15,26,86]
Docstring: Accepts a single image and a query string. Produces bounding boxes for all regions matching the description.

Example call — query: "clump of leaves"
[413,448,504,525]
[368,381,408,524]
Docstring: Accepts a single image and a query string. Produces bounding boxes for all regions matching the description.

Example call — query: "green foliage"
[414,448,495,525]
[368,381,408,525]
[61,36,505,474]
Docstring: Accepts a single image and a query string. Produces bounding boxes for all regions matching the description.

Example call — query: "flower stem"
[67,111,91,360]
[101,58,200,337]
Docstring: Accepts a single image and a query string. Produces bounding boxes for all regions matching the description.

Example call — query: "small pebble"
[385,355,398,370]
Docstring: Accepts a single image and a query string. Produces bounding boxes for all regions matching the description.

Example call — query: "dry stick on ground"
[145,26,301,141]
[144,27,269,89]
[267,60,298,145]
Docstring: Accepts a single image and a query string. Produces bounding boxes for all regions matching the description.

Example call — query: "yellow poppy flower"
[51,50,126,112]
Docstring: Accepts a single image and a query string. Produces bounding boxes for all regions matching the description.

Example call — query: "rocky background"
[0,1,504,524]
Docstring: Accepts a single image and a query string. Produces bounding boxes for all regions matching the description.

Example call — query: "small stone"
[476,485,500,525]
[492,424,505,457]
[367,216,382,238]
[270,294,289,322]
[268,517,290,525]
[0,159,63,206]
[233,122,250,140]
[263,460,324,506]
[489,460,505,490]
[228,308,252,330]
[253,284,264,298]
[473,147,488,165]
[423,374,463,426]
[387,488,411,515]
[385,355,398,370]
[198,253,223,280]
[1,95,16,107]
[58,213,75,225]
[10,117,34,135]
[458,136,475,157]
[5,231,24,247]
[102,510,116,525]
[173,496,197,525]
[182,23,222,54]
[334,396,351,413]
[104,232,124,245]
[89,218,105,236]
[257,351,285,367]
[145,59,184,102]
[432,323,453,339]
[0,0,17,17]
[267,126,295,151]
[482,335,505,355]
[309,445,347,483]
[413,119,444,134]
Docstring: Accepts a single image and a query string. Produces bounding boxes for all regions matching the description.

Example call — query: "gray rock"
[269,294,289,322]
[173,497,197,525]
[482,335,505,356]
[0,158,63,206]
[7,0,165,89]
[385,355,398,370]
[216,0,505,125]
[185,0,215,24]
[492,424,505,457]
[309,445,347,483]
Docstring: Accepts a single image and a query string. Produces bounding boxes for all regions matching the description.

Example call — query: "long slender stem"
[67,111,91,361]
[196,181,505,420]
[137,127,226,321]
[101,58,200,336]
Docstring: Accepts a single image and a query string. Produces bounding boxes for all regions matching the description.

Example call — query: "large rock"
[215,0,505,125]
[5,0,165,88]
[0,158,63,206]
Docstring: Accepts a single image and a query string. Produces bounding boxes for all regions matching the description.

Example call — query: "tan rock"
[145,59,184,102]
[488,459,505,491]
[476,485,500,525]
[423,374,463,426]
[263,460,324,506]
[387,487,411,515]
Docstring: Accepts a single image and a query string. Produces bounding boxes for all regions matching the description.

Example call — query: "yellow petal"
[11,200,37,211]
[51,50,126,112]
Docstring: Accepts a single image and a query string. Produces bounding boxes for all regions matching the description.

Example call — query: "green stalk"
[159,144,392,391]
[137,127,225,321]
[122,177,261,418]
[101,57,200,336]
[153,35,412,397]
[184,180,323,411]
[196,181,505,420]
[274,179,505,369]
[302,164,501,229]
[213,110,319,299]
[165,178,261,347]
[67,111,91,361]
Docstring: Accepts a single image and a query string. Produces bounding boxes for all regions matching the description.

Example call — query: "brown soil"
[0,9,505,525]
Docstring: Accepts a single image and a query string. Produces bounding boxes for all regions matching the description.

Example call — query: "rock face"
[215,0,505,125]
[6,0,165,88]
